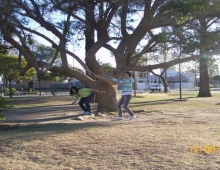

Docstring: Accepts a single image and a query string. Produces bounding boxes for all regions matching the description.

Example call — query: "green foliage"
[33,44,62,66]
[0,54,36,83]
[213,75,220,81]
[0,97,13,122]
[208,60,218,78]
[0,54,19,80]
[154,32,167,44]
[159,0,209,24]
[0,31,9,54]
[3,88,16,95]
[213,84,220,88]
[0,115,5,121]
[3,88,9,94]
[138,56,148,66]
[29,88,35,93]
[11,88,16,93]
[100,63,115,75]
[39,72,64,83]
[0,44,8,54]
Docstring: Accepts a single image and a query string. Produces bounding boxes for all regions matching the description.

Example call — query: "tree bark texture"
[9,79,12,98]
[159,75,168,93]
[198,58,212,97]
[95,81,118,112]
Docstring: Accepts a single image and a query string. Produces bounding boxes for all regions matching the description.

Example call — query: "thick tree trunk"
[95,81,118,112]
[28,80,34,91]
[151,70,168,93]
[9,79,12,98]
[5,80,8,88]
[198,58,212,97]
[160,75,168,93]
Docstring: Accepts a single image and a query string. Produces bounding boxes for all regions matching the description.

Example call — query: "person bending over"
[70,86,105,115]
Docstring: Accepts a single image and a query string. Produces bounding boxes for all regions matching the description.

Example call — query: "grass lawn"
[1,91,220,170]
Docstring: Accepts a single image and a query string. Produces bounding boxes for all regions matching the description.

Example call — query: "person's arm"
[71,94,79,104]
[111,77,132,84]
[91,89,105,93]
[72,99,78,104]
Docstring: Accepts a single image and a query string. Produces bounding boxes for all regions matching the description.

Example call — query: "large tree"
[154,1,220,97]
[0,0,219,111]
[170,16,220,97]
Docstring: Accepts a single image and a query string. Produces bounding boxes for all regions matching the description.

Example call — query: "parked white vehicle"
[150,84,169,92]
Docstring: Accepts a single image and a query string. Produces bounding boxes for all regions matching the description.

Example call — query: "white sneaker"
[81,111,90,115]
[129,115,136,121]
[83,111,90,115]
[113,117,124,121]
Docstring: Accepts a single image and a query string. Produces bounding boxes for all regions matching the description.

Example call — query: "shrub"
[0,97,13,122]
[3,88,17,95]
[3,88,9,94]
[11,88,16,93]
[213,84,220,88]
[30,88,35,93]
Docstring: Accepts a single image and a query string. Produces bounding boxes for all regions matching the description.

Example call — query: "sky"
[69,45,116,69]
[35,31,116,70]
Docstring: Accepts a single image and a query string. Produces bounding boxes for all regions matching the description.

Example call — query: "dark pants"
[78,92,94,112]
[117,95,134,117]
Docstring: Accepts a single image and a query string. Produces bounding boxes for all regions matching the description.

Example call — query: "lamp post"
[178,56,182,99]
[38,74,42,96]
[172,52,187,100]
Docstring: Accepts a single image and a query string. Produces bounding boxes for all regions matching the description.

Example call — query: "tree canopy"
[0,54,35,83]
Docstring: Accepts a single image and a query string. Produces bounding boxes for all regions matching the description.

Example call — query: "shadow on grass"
[6,96,71,106]
[6,112,80,123]
[7,103,80,112]
[4,104,96,124]
[21,121,113,133]
[129,97,197,107]
[0,122,116,144]
[132,96,145,98]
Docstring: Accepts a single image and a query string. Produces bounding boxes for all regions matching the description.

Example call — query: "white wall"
[169,82,194,89]
[137,82,147,90]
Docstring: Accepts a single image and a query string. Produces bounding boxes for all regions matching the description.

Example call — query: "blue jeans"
[117,95,134,117]
[78,92,94,112]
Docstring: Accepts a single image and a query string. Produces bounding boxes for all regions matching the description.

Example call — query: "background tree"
[38,72,66,93]
[100,62,115,76]
[213,74,220,87]
[0,54,35,97]
[33,44,62,67]
[0,31,13,54]
[168,8,220,97]
[208,60,220,81]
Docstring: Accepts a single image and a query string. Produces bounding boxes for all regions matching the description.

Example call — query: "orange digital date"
[189,146,220,154]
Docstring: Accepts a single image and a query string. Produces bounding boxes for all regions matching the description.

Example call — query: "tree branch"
[120,2,129,36]
[133,47,220,72]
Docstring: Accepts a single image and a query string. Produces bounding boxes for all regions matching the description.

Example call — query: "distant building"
[134,68,198,90]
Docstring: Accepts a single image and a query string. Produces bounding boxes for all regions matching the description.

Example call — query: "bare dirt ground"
[1,92,220,170]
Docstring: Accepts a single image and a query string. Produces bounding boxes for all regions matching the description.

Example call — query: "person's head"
[124,71,132,78]
[70,86,79,95]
